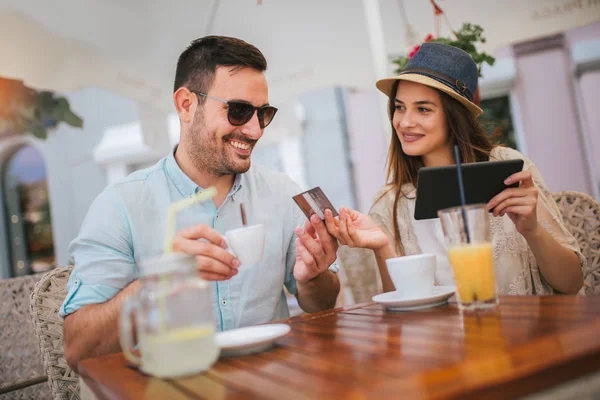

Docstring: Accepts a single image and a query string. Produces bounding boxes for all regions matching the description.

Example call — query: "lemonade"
[139,325,219,378]
[447,242,497,306]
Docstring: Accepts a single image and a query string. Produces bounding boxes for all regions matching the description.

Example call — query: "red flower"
[407,33,435,59]
[409,44,421,59]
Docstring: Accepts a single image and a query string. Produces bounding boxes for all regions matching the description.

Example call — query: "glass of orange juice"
[438,204,498,310]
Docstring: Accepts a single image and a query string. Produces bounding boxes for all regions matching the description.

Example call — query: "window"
[480,96,518,150]
[2,146,55,276]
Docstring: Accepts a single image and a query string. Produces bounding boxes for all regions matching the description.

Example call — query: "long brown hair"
[375,80,495,254]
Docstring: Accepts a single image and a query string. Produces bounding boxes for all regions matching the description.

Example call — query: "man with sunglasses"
[61,36,341,369]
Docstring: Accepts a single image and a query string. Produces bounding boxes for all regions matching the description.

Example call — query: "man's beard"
[185,112,255,177]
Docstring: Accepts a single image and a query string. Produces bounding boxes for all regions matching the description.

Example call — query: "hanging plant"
[0,77,83,140]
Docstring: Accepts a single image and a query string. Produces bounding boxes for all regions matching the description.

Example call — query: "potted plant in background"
[0,77,83,139]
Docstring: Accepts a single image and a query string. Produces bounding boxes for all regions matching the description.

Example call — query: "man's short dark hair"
[173,36,267,96]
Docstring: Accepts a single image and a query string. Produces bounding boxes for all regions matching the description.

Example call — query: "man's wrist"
[298,268,334,287]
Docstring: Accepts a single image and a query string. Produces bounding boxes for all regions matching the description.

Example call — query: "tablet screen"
[414,159,524,220]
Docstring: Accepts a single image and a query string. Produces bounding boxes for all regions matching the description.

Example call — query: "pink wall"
[513,46,592,194]
[578,71,600,188]
[568,22,600,195]
[566,21,600,45]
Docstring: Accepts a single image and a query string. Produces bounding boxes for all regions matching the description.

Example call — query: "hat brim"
[376,74,483,117]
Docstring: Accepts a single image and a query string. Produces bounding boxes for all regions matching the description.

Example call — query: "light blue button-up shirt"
[60,149,313,331]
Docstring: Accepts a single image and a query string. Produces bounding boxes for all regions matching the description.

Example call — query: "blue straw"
[453,145,471,243]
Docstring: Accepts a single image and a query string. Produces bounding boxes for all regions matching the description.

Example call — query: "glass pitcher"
[119,252,219,378]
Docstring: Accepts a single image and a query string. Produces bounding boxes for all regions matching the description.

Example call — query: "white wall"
[343,88,388,213]
[40,88,139,266]
[205,0,397,149]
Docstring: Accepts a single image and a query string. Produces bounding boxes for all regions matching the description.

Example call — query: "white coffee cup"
[385,254,436,298]
[224,224,265,265]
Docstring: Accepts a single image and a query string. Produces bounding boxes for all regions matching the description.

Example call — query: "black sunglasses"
[190,90,278,129]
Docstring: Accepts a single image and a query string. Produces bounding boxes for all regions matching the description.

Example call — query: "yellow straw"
[163,187,218,254]
[158,187,217,334]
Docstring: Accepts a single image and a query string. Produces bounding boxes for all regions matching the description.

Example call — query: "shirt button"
[215,215,219,220]
[221,300,227,305]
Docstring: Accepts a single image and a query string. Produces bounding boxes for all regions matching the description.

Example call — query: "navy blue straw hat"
[376,42,483,116]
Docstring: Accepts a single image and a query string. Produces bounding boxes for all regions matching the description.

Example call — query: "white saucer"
[372,286,456,312]
[215,324,291,357]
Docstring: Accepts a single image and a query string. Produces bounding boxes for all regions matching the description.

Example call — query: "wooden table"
[79,296,600,399]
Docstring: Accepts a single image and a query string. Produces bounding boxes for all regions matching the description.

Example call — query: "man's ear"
[174,88,196,123]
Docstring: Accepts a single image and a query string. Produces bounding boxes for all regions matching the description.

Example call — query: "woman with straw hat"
[326,42,585,296]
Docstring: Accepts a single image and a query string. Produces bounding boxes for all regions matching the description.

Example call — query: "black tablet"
[414,159,524,220]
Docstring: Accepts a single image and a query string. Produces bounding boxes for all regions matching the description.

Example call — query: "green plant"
[0,77,83,139]
[392,23,496,77]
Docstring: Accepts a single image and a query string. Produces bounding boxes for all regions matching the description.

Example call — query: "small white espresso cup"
[385,254,436,298]
[224,224,266,265]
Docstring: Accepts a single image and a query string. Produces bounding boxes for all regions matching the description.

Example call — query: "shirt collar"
[231,174,243,195]
[165,146,243,198]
